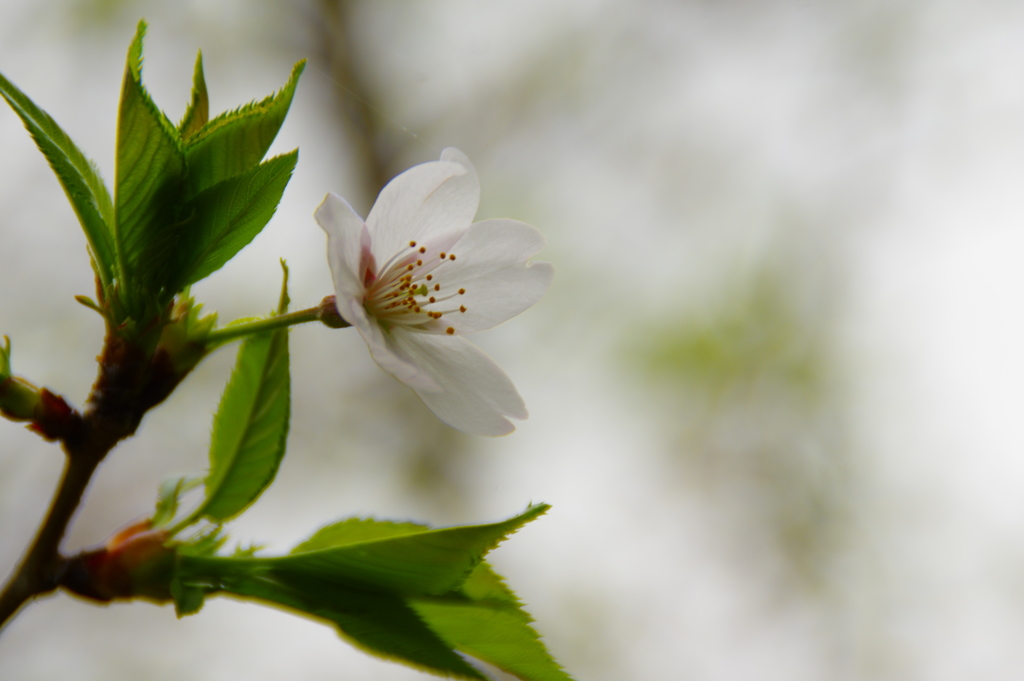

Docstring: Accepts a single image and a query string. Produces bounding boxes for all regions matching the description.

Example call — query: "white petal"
[340,301,441,393]
[365,150,480,262]
[388,330,528,436]
[432,219,554,334]
[315,192,368,304]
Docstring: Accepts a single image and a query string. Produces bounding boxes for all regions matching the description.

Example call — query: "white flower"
[315,148,553,436]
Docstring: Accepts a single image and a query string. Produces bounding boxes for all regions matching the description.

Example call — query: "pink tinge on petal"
[360,223,377,288]
[316,192,369,306]
[361,230,466,331]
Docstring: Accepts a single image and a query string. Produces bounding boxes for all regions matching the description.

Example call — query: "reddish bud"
[64,519,175,603]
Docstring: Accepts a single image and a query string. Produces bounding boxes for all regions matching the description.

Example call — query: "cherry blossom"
[316,148,553,436]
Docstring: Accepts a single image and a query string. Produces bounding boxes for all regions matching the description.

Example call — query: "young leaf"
[0,336,10,379]
[173,507,560,680]
[184,60,305,195]
[270,504,550,597]
[291,517,429,554]
[114,20,187,307]
[0,71,116,287]
[152,476,201,528]
[186,271,290,523]
[178,51,209,139]
[412,564,574,681]
[185,566,484,679]
[171,150,297,289]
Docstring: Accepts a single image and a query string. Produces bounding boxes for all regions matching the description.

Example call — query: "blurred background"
[3,0,1024,679]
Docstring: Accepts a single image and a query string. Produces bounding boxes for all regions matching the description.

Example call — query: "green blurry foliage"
[638,264,852,592]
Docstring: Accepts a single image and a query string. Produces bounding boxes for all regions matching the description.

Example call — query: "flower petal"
[387,329,528,436]
[315,192,369,304]
[431,219,553,335]
[340,300,441,393]
[365,149,479,262]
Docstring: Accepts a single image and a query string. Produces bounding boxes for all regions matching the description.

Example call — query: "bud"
[63,519,175,603]
[316,295,351,329]
[0,375,43,422]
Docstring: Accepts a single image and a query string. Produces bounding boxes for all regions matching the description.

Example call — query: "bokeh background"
[3,0,1024,679]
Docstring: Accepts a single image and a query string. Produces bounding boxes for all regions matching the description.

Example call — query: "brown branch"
[0,442,102,626]
[0,326,189,631]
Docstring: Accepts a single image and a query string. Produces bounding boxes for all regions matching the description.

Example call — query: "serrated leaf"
[114,20,187,309]
[177,526,228,558]
[291,517,429,554]
[196,326,290,522]
[172,506,562,680]
[412,563,574,681]
[273,504,550,597]
[170,150,297,289]
[184,60,305,195]
[0,71,116,287]
[152,476,201,528]
[187,567,484,679]
[457,561,522,605]
[178,51,208,139]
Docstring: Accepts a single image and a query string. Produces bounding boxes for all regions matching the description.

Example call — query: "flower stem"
[204,308,318,347]
[205,297,351,349]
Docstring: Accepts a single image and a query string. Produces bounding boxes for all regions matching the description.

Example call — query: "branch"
[0,444,101,627]
[0,326,191,630]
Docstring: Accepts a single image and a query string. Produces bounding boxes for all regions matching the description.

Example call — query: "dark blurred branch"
[314,0,395,199]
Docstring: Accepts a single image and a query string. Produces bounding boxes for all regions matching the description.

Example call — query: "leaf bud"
[63,519,176,603]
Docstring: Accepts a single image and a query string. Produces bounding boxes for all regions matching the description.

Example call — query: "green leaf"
[188,275,290,523]
[184,60,305,195]
[177,526,228,558]
[0,336,10,379]
[172,506,560,680]
[187,567,484,679]
[291,517,430,554]
[273,505,550,597]
[171,150,297,289]
[0,70,116,287]
[412,564,574,681]
[152,476,201,528]
[114,20,187,309]
[178,51,209,139]
[170,575,206,617]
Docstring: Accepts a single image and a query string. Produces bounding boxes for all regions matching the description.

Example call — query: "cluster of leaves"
[1,20,571,681]
[0,20,301,340]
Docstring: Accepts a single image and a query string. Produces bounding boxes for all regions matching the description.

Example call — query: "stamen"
[364,240,472,330]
